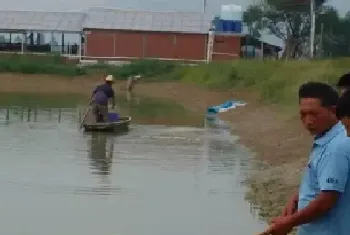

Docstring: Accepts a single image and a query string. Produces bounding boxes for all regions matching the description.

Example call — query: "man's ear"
[339,88,346,95]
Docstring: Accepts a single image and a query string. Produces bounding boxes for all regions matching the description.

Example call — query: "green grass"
[0,53,182,79]
[0,53,85,76]
[0,92,85,108]
[86,59,182,81]
[180,58,350,110]
[1,53,350,111]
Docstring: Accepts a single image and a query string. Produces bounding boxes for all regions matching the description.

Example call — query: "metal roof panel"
[0,10,85,32]
[83,8,211,33]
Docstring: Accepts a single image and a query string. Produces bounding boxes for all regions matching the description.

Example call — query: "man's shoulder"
[326,131,350,157]
[95,84,103,89]
[332,130,350,147]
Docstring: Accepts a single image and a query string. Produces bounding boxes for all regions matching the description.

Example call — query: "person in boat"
[336,72,350,95]
[90,74,116,123]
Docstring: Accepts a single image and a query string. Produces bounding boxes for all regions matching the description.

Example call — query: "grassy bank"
[3,53,349,110]
[0,53,181,79]
[182,59,350,109]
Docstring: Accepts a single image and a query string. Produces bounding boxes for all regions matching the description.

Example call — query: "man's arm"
[90,87,97,102]
[288,191,339,226]
[259,190,340,235]
[110,89,115,108]
[111,97,116,108]
[289,147,349,227]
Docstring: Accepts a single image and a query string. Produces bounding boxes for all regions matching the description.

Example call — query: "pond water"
[0,92,265,235]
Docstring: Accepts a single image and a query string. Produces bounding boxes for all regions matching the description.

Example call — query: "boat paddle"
[79,101,93,129]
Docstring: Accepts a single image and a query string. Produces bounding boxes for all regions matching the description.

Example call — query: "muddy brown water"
[0,92,265,235]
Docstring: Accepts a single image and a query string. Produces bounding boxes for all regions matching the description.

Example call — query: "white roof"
[0,10,85,32]
[0,8,212,34]
[83,8,212,34]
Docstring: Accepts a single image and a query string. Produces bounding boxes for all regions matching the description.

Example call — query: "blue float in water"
[206,100,247,117]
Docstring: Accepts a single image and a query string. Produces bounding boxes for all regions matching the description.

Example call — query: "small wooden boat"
[82,116,131,133]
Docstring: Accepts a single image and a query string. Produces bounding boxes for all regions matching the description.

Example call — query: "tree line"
[243,0,350,59]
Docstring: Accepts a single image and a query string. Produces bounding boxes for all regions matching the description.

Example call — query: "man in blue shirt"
[91,74,116,123]
[259,82,350,235]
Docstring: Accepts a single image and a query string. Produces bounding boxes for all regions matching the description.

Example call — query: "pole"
[79,33,82,61]
[320,23,324,58]
[310,0,315,58]
[203,0,206,13]
[21,32,24,54]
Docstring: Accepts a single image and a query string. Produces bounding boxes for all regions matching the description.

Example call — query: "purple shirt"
[92,83,114,105]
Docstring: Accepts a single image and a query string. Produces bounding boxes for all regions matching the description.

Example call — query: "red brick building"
[82,8,242,62]
[83,30,209,61]
[0,8,281,62]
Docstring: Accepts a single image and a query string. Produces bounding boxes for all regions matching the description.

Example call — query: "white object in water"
[220,4,243,21]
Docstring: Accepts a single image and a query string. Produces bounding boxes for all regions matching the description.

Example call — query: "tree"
[243,0,326,58]
[315,7,350,57]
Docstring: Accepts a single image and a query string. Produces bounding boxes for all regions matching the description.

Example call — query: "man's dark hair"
[298,81,339,107]
[336,72,350,88]
[336,90,350,119]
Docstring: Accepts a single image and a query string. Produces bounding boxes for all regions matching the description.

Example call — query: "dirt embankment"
[0,74,311,222]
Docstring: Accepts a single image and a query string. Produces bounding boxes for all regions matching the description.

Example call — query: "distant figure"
[336,72,350,95]
[337,89,350,136]
[126,75,141,92]
[90,74,115,123]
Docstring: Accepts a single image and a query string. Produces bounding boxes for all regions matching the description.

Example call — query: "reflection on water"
[0,106,77,124]
[87,132,114,177]
[0,101,265,235]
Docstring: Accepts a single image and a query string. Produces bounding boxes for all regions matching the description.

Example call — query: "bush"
[0,53,86,76]
[111,59,180,79]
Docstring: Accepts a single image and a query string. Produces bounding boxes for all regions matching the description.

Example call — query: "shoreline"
[132,81,311,222]
[0,74,311,223]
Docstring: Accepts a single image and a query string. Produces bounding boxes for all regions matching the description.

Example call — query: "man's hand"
[258,216,294,235]
[281,193,298,216]
[282,198,298,216]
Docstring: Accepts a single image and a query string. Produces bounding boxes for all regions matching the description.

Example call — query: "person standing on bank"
[126,74,141,92]
[90,74,116,123]
[336,89,350,136]
[336,72,350,95]
[259,82,350,235]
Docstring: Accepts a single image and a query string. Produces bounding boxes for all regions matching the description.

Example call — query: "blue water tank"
[221,20,242,33]
[212,17,224,32]
[222,20,235,32]
[232,20,242,33]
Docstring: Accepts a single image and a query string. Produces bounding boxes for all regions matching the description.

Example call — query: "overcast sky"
[1,0,348,46]
[1,0,347,14]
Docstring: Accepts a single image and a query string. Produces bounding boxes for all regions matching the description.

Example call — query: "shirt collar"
[313,121,344,147]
